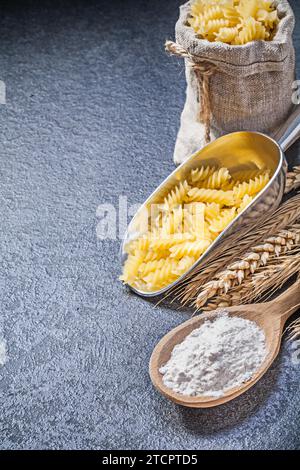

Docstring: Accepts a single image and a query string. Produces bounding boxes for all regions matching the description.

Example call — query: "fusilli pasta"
[188,0,279,45]
[170,239,211,259]
[190,165,216,183]
[164,180,190,210]
[120,163,271,292]
[233,172,270,200]
[201,167,231,189]
[209,207,237,233]
[188,188,235,205]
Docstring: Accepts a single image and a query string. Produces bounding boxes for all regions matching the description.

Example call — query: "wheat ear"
[172,193,300,305]
[285,166,300,194]
[196,226,300,308]
[204,250,300,311]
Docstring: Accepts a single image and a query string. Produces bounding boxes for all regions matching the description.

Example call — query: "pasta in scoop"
[120,165,271,292]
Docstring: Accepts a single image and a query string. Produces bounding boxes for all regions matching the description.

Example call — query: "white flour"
[159,312,267,398]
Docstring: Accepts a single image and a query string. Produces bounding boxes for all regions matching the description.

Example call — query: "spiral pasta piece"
[204,202,221,223]
[120,251,145,284]
[237,194,254,214]
[143,260,178,288]
[170,239,211,259]
[190,0,205,17]
[144,249,170,262]
[172,256,197,276]
[201,18,231,36]
[164,180,190,210]
[190,166,216,183]
[149,233,195,251]
[256,9,278,29]
[209,208,237,234]
[259,0,274,12]
[201,168,231,189]
[159,206,183,236]
[184,202,205,238]
[188,188,235,206]
[201,5,225,23]
[237,0,260,19]
[223,6,242,23]
[233,173,270,200]
[234,17,267,45]
[127,237,150,254]
[139,259,166,276]
[215,26,240,43]
[231,168,269,183]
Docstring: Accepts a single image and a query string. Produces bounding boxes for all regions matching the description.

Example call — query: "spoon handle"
[271,279,300,324]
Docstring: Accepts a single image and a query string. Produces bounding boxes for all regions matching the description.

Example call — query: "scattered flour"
[159,312,267,398]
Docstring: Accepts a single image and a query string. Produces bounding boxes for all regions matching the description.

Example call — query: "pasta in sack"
[169,0,295,164]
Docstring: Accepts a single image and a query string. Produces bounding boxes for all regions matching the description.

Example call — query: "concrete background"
[0,0,299,450]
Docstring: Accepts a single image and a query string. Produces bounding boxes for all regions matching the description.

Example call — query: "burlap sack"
[169,0,295,164]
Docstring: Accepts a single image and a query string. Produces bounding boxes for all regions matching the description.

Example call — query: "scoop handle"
[274,105,300,152]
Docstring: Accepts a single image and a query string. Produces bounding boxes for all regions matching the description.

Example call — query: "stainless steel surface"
[121,131,286,297]
[274,105,300,152]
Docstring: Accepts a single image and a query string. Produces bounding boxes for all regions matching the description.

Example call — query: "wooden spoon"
[149,280,300,408]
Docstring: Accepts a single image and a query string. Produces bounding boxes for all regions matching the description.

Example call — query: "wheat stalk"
[166,169,300,336]
[195,226,300,308]
[172,193,300,304]
[285,166,300,194]
[286,317,300,341]
[203,250,300,310]
[285,272,300,341]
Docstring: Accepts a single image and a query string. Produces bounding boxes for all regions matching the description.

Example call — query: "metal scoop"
[121,106,300,297]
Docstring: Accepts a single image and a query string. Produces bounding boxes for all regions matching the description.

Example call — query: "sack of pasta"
[168,0,295,164]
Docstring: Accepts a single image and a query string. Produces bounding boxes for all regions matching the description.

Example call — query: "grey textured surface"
[0,0,299,450]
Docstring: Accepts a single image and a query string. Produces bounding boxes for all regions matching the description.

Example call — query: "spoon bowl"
[149,280,300,408]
